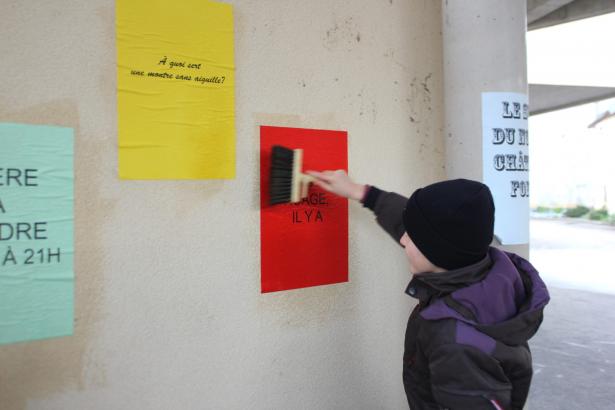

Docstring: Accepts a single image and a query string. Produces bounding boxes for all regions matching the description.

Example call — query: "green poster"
[0,123,74,345]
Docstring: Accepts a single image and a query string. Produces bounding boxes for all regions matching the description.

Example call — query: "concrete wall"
[442,0,529,258]
[0,1,444,408]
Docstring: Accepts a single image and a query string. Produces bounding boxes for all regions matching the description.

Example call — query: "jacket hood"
[415,247,550,345]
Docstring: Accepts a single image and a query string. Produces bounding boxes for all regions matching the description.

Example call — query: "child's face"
[399,232,444,274]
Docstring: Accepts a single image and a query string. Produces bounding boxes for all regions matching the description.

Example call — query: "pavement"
[530,217,615,295]
[525,218,615,409]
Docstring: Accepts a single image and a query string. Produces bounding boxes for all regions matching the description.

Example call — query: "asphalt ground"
[526,287,615,409]
[525,218,615,409]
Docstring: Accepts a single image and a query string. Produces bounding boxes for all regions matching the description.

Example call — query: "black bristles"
[270,145,295,205]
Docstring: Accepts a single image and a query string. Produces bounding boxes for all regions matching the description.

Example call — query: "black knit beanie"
[403,179,495,270]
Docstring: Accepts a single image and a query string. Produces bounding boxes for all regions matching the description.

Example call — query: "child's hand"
[306,170,366,201]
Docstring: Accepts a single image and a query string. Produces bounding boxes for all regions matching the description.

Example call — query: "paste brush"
[269,145,316,205]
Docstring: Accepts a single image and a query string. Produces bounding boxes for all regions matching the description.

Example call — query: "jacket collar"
[405,253,492,304]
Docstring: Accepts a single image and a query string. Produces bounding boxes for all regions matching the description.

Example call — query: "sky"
[527,12,615,87]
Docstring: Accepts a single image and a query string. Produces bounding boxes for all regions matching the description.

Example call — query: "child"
[307,170,550,410]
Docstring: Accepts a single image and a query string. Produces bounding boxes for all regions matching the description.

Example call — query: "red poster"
[260,126,348,293]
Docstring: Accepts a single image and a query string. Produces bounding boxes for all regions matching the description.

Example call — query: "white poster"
[482,92,529,245]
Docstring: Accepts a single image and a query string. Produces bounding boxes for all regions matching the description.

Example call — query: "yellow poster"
[116,0,235,179]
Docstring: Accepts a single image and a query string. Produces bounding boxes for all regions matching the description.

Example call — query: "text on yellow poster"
[117,0,235,179]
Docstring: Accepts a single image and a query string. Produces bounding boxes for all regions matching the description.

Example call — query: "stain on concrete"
[406,73,433,125]
[96,6,115,104]
[257,282,356,329]
[323,17,362,52]
[351,87,378,124]
[421,73,432,94]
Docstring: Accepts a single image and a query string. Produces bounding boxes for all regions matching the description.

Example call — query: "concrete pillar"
[442,0,529,257]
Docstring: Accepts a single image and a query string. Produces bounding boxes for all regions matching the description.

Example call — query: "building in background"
[530,97,615,213]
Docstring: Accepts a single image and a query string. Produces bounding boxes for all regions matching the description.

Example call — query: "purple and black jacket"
[363,187,550,410]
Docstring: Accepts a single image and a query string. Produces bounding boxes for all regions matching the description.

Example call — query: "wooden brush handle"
[299,174,316,199]
[291,148,316,202]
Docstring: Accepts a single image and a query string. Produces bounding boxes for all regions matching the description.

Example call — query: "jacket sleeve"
[361,186,407,245]
[428,343,513,410]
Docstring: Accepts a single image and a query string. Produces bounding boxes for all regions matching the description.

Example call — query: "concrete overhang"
[528,0,615,30]
[529,84,615,115]
[527,1,615,114]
